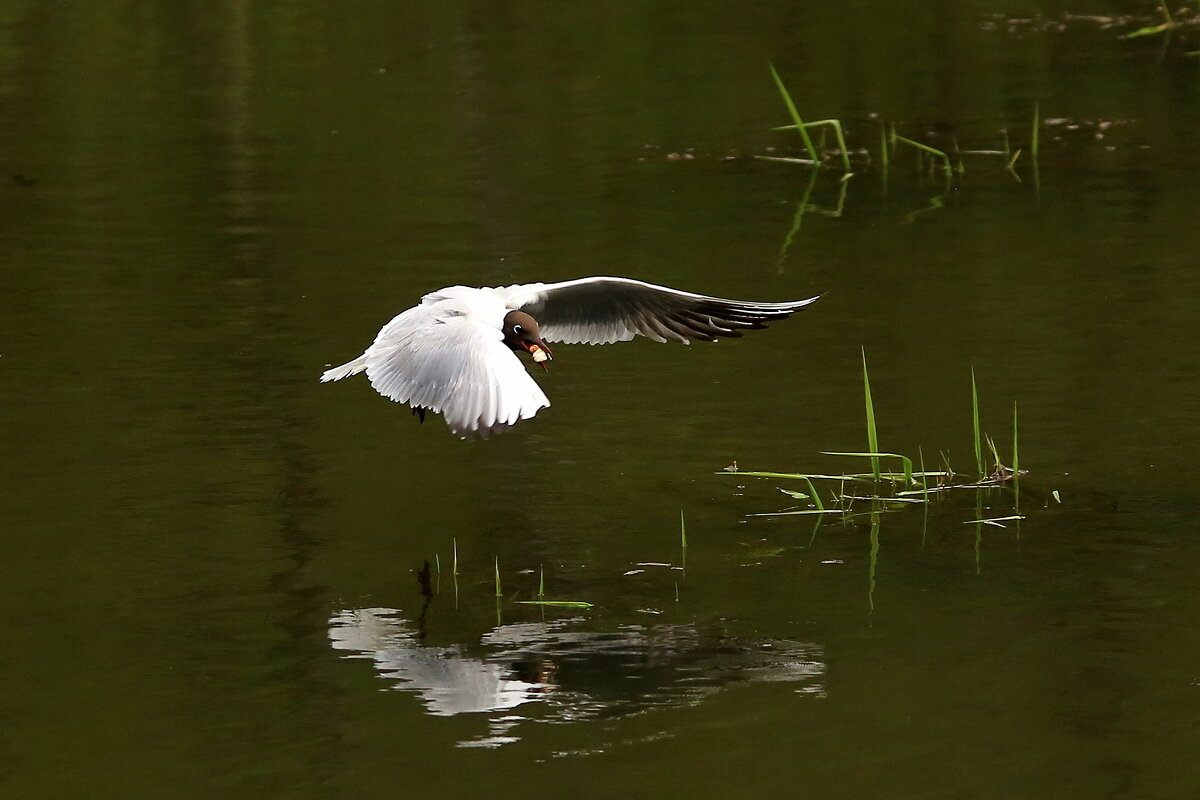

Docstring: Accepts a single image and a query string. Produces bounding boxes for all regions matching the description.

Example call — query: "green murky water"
[3,2,1200,797]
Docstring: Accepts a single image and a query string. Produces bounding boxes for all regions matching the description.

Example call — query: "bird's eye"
[513,325,523,334]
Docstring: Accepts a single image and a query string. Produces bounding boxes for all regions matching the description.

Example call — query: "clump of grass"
[768,61,818,163]
[767,61,851,171]
[718,361,1026,519]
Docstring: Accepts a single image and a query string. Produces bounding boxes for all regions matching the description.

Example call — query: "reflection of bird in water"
[320,277,819,438]
[329,608,548,717]
[329,608,824,746]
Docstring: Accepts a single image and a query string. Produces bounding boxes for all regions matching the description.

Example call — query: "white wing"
[500,276,819,345]
[362,306,550,439]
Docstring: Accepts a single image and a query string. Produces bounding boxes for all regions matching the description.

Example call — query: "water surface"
[3,2,1199,797]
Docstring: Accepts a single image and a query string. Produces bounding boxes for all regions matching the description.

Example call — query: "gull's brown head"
[502,310,553,371]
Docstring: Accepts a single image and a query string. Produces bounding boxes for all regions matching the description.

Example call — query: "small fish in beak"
[523,341,553,371]
[501,310,553,371]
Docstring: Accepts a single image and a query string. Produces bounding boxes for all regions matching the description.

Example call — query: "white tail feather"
[320,356,367,383]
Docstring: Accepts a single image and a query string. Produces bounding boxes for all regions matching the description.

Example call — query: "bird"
[320,276,819,439]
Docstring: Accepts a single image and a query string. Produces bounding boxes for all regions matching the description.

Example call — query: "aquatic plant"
[862,348,880,479]
[718,359,1025,519]
[892,132,953,177]
[1122,2,1179,38]
[971,367,983,477]
[768,62,852,170]
[768,61,818,163]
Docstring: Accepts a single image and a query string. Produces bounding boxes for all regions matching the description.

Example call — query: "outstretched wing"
[501,277,819,345]
[363,306,550,439]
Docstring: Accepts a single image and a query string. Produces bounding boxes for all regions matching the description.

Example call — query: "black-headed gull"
[321,277,819,439]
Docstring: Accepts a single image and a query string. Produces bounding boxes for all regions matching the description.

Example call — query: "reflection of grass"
[775,170,851,270]
[759,106,1046,236]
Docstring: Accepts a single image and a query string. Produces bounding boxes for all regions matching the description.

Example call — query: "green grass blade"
[821,452,912,484]
[494,556,502,598]
[862,348,880,480]
[452,538,458,575]
[963,515,1026,527]
[1012,402,1020,476]
[1031,103,1040,160]
[971,367,983,478]
[517,600,594,609]
[803,476,824,511]
[538,564,545,598]
[680,510,688,549]
[818,119,852,171]
[748,509,844,517]
[715,470,872,481]
[892,133,952,177]
[768,61,818,163]
[986,433,1001,472]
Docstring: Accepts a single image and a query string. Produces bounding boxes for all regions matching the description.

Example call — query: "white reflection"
[329,608,545,716]
[329,607,825,746]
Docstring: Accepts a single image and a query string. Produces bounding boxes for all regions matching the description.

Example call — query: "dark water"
[3,1,1200,797]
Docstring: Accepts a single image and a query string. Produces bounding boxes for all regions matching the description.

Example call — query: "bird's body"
[321,277,819,439]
